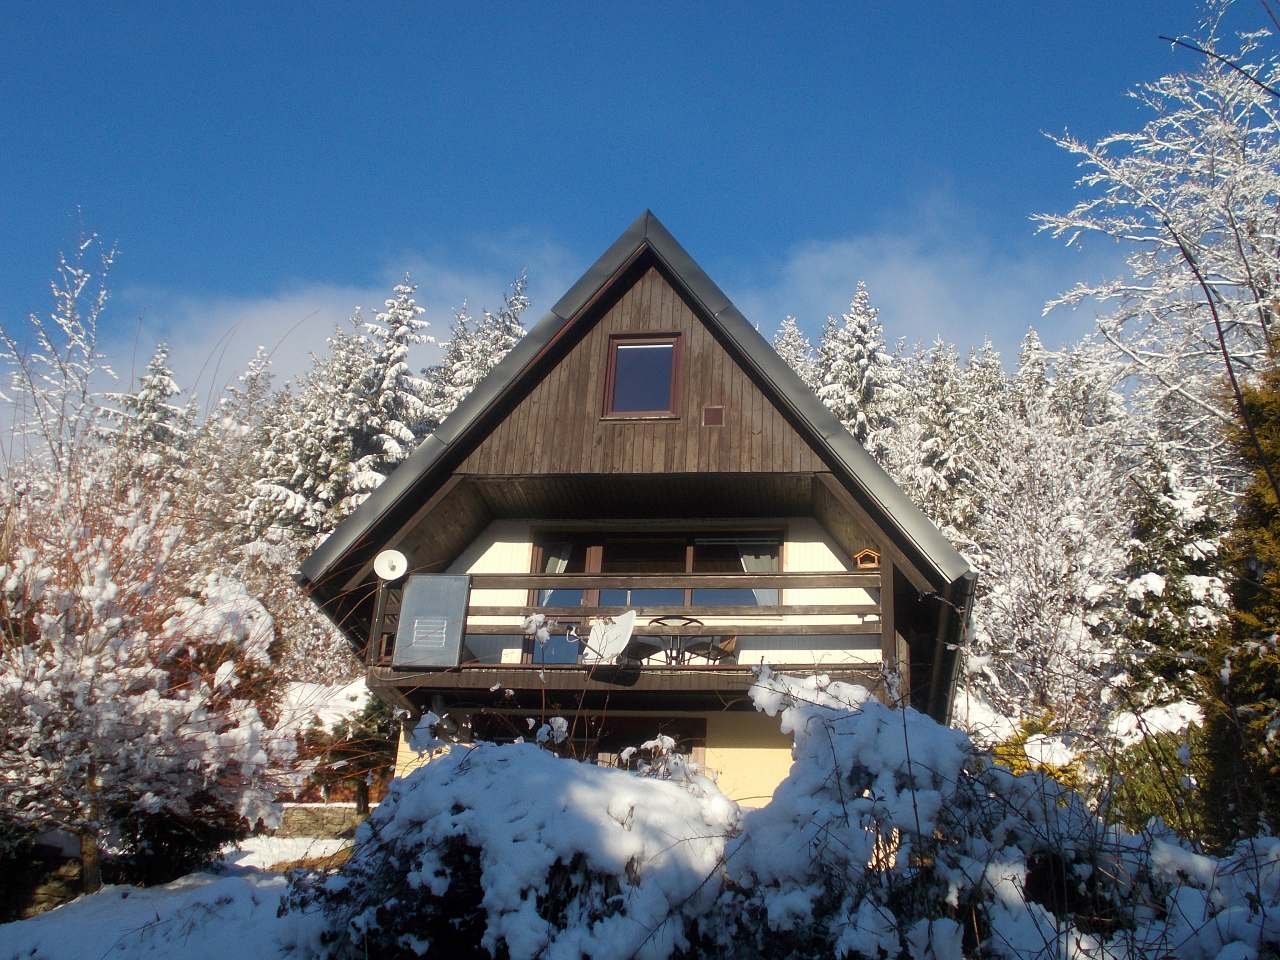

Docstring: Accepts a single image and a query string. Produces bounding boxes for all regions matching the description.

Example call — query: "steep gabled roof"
[300,211,971,600]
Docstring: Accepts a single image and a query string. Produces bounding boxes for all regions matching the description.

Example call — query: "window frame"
[601,333,682,419]
[529,529,783,609]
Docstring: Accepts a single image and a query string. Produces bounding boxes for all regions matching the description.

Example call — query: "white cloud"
[107,234,579,403]
[727,202,1119,363]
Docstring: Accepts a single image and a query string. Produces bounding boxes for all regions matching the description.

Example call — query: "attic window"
[604,335,680,417]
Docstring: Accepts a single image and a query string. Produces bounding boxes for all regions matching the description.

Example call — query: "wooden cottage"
[299,212,975,804]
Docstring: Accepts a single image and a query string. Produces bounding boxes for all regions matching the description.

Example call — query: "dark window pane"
[692,539,779,606]
[597,587,685,607]
[611,343,674,412]
[601,539,685,608]
[601,540,684,573]
[538,541,585,606]
[534,632,581,665]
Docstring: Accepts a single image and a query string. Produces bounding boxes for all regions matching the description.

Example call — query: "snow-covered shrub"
[717,668,1280,960]
[289,739,739,960]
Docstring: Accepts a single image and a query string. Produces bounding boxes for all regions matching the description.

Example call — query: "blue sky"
[1,2,1219,393]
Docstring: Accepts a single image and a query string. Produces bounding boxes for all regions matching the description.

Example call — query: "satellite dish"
[374,549,408,581]
[583,610,636,664]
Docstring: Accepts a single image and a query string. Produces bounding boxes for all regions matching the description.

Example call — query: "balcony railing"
[370,571,882,667]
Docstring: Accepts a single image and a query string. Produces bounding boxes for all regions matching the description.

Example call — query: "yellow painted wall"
[394,728,450,779]
[703,711,795,807]
[448,520,533,663]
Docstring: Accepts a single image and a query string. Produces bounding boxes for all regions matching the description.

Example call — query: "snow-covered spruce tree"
[344,278,432,513]
[98,342,190,483]
[248,322,366,539]
[240,339,364,682]
[1036,3,1280,493]
[1114,454,1228,712]
[896,339,974,544]
[814,281,899,457]
[421,274,529,434]
[771,314,816,391]
[475,270,528,374]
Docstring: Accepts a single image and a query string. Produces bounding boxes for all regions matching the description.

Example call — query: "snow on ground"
[274,678,369,735]
[0,872,324,960]
[219,835,349,869]
[949,684,1016,744]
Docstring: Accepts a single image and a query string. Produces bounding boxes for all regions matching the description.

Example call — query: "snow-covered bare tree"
[0,234,115,471]
[1036,4,1280,492]
[0,274,303,892]
[960,343,1132,733]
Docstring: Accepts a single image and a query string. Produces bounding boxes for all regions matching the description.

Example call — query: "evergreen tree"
[474,271,528,376]
[248,323,364,538]
[100,342,188,481]
[814,282,899,454]
[1204,352,1280,844]
[1115,455,1228,711]
[346,279,432,510]
[912,340,973,540]
[1014,327,1049,417]
[422,274,529,433]
[772,315,816,391]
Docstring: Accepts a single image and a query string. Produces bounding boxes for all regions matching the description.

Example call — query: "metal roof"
[300,211,972,595]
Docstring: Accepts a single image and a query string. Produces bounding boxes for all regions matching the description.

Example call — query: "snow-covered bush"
[719,668,1280,960]
[289,738,738,960]
[294,669,1280,959]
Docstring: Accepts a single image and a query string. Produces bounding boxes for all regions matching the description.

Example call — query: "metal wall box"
[391,575,472,669]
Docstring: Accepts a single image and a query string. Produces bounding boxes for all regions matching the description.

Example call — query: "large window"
[604,335,680,417]
[531,533,780,609]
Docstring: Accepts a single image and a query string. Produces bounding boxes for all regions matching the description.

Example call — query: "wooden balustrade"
[369,570,881,666]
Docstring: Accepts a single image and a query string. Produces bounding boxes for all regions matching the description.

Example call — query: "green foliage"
[308,697,397,812]
[1102,726,1211,841]
[1207,347,1280,844]
[105,799,247,886]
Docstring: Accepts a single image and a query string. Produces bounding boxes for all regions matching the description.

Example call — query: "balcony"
[368,570,883,677]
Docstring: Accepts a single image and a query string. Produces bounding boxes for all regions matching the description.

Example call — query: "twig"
[1165,220,1280,508]
[1159,34,1280,99]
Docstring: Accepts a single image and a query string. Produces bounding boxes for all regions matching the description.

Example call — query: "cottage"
[299,212,975,805]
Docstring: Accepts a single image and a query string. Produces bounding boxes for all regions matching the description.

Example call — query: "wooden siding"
[459,265,826,475]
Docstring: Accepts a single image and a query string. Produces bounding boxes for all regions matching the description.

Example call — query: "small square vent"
[702,405,725,426]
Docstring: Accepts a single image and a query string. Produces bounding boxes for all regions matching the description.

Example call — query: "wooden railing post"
[879,556,898,705]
